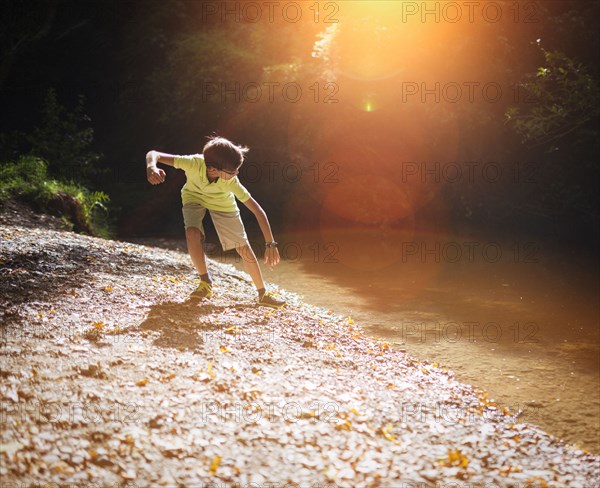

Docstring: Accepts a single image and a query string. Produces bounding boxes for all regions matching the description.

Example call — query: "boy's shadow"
[136,298,250,352]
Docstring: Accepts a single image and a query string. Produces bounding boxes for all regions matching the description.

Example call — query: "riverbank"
[1,222,599,486]
[126,230,600,454]
[209,229,600,455]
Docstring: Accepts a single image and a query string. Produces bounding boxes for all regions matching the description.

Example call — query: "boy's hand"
[264,246,281,268]
[147,166,166,185]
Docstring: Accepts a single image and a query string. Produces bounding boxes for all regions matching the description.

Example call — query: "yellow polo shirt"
[173,154,251,212]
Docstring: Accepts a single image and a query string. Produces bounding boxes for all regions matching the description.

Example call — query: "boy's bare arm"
[242,197,281,267]
[146,150,176,185]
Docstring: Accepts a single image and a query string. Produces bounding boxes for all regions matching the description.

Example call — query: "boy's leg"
[183,204,209,278]
[236,245,284,308]
[183,204,213,299]
[211,210,284,307]
[186,227,209,277]
[209,209,264,291]
[236,244,265,291]
[186,227,212,299]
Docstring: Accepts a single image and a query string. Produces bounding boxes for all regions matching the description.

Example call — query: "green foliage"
[0,88,103,184]
[505,44,600,150]
[30,88,103,182]
[0,0,57,91]
[0,155,49,202]
[0,89,111,235]
[502,42,600,227]
[0,155,110,237]
[149,25,264,126]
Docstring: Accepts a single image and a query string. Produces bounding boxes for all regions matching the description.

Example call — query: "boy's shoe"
[258,291,286,309]
[191,281,212,299]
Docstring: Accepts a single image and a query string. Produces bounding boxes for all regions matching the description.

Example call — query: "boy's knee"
[236,244,256,261]
[186,227,204,240]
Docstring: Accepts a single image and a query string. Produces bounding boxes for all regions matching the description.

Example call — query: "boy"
[146,136,285,308]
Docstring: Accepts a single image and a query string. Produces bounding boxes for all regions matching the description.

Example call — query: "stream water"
[216,229,599,453]
[130,229,599,453]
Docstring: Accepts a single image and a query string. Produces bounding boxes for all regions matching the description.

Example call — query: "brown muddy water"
[221,228,599,454]
[130,229,600,453]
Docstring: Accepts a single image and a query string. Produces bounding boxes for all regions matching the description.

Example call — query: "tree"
[0,88,102,184]
[505,42,600,150]
[0,0,58,91]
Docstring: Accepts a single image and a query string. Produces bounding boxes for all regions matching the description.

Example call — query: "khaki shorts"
[182,203,249,251]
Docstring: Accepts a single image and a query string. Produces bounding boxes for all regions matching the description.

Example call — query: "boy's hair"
[203,136,249,171]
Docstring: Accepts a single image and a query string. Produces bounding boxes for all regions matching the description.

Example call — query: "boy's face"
[206,165,239,181]
[204,149,241,180]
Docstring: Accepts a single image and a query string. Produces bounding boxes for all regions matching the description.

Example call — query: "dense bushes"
[0,87,112,236]
[0,156,110,236]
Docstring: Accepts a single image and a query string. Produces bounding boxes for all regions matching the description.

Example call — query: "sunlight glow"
[281,0,508,262]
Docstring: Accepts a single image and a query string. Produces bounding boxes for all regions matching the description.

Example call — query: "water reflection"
[127,230,599,452]
[217,229,599,453]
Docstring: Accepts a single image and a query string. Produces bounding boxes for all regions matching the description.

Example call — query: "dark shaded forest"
[1,0,599,251]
